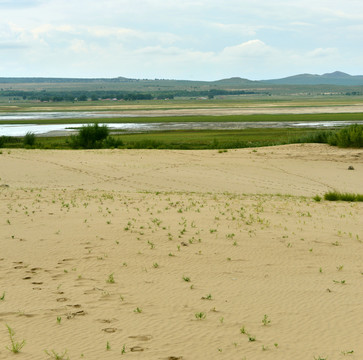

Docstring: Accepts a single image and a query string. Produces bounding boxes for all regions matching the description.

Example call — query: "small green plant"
[313,195,322,202]
[153,262,159,268]
[106,273,115,283]
[201,293,212,300]
[336,265,344,271]
[57,316,62,325]
[341,350,354,355]
[0,291,5,300]
[121,344,126,355]
[183,275,191,282]
[106,341,111,351]
[333,279,346,284]
[219,317,224,324]
[195,312,206,320]
[262,314,271,326]
[248,336,256,342]
[44,349,69,360]
[262,345,268,351]
[134,307,142,313]
[5,325,26,353]
[240,326,247,334]
[314,356,327,360]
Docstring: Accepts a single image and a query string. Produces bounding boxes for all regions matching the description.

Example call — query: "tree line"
[0,89,263,102]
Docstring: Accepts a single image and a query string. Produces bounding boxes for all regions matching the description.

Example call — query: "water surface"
[1,120,362,137]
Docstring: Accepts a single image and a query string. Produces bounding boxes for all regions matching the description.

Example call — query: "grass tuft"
[324,191,363,202]
[5,324,26,353]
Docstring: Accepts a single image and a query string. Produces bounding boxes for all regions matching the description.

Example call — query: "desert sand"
[0,144,362,360]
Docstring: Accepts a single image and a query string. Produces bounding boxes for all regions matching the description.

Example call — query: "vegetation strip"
[1,112,363,125]
[324,192,363,202]
[1,124,362,150]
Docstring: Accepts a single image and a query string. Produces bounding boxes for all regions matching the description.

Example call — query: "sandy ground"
[0,144,362,360]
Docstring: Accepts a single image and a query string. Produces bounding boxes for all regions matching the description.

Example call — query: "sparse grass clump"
[262,314,271,326]
[5,325,26,353]
[44,349,69,360]
[195,312,206,320]
[106,273,115,283]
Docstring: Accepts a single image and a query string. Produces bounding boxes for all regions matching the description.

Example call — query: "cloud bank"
[0,0,362,79]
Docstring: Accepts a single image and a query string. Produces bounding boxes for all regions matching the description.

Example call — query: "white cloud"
[221,40,273,58]
[1,0,363,78]
[307,48,339,58]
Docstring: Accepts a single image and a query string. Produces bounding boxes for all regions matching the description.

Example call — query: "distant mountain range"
[261,71,363,86]
[1,71,363,86]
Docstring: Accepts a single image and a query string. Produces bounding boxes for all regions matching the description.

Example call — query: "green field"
[1,112,363,125]
[0,128,331,150]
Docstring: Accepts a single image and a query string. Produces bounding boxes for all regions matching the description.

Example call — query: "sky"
[1,0,363,80]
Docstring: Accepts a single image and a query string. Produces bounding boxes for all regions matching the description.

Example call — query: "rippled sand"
[0,144,362,359]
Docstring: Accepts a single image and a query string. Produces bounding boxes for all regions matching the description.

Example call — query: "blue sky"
[1,0,363,80]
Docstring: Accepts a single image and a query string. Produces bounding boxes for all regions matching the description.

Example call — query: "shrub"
[324,191,340,201]
[324,191,363,202]
[71,123,109,149]
[104,136,124,148]
[23,132,36,146]
[328,124,363,148]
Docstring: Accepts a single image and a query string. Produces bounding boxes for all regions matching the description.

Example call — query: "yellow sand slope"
[0,144,362,360]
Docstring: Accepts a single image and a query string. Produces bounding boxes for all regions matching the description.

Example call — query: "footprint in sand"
[129,335,152,341]
[56,297,68,302]
[67,310,86,319]
[102,328,117,333]
[130,346,144,352]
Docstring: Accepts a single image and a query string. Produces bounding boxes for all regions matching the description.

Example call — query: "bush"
[23,132,35,146]
[103,136,124,148]
[71,123,109,149]
[328,124,363,148]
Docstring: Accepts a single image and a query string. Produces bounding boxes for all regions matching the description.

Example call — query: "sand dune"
[0,144,362,359]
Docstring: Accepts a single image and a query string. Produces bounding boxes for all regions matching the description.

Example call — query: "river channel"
[0,112,362,136]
